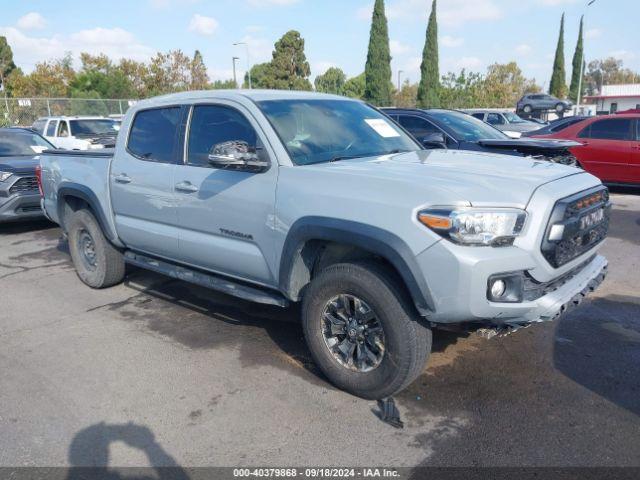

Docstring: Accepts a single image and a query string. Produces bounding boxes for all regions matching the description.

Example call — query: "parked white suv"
[31,116,120,150]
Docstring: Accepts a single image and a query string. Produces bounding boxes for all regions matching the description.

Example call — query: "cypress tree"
[417,0,440,108]
[549,13,567,98]
[568,15,584,103]
[364,0,392,106]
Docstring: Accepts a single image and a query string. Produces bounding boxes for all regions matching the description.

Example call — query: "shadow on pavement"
[66,422,189,480]
[0,219,56,235]
[554,294,640,417]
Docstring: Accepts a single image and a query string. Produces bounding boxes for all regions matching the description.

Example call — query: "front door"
[173,103,278,286]
[110,105,184,259]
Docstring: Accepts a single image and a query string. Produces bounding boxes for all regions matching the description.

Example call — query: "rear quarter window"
[127,107,182,163]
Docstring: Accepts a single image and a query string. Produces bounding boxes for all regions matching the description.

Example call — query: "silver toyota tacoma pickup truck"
[38,90,610,399]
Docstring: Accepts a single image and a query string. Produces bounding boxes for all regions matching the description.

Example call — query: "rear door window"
[579,118,633,141]
[46,120,57,137]
[397,115,439,138]
[471,113,485,120]
[127,107,182,163]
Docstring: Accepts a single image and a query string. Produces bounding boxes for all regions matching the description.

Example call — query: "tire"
[67,209,125,288]
[555,103,565,114]
[522,104,532,114]
[301,261,432,399]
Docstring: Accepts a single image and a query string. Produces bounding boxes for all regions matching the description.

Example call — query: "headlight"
[418,207,527,246]
[0,171,13,182]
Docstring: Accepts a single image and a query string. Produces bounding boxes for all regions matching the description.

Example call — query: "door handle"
[175,181,199,193]
[114,174,132,184]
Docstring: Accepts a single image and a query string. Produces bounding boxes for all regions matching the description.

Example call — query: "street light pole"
[233,42,252,89]
[232,57,240,89]
[576,0,597,114]
[397,70,404,92]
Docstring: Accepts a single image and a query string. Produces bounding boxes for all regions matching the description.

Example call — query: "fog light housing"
[487,273,524,303]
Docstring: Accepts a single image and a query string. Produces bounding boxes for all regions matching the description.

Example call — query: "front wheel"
[302,261,431,399]
[555,103,565,114]
[522,104,532,114]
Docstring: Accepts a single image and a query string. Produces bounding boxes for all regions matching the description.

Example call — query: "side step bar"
[124,251,289,308]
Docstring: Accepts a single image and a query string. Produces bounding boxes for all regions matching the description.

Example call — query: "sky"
[1,0,638,90]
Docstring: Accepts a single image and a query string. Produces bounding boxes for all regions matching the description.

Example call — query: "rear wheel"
[555,103,565,114]
[522,104,533,114]
[302,261,431,399]
[67,209,125,288]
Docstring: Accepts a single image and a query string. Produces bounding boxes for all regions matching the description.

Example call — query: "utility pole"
[232,57,240,89]
[233,42,252,89]
[576,0,597,114]
[397,70,404,92]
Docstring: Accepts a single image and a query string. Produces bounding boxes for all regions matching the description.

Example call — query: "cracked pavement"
[1,191,639,469]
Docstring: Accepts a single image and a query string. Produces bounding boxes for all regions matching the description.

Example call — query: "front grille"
[541,187,610,268]
[9,176,38,195]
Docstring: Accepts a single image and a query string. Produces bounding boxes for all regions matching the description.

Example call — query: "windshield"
[429,110,507,141]
[69,119,119,136]
[257,99,419,165]
[503,112,528,124]
[0,130,54,156]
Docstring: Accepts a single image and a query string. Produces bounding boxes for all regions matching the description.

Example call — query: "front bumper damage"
[478,257,607,338]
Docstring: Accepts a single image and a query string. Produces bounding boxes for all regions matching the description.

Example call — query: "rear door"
[110,105,184,259]
[173,102,278,285]
[574,117,633,183]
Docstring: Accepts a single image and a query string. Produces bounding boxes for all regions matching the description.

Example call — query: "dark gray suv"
[517,94,572,114]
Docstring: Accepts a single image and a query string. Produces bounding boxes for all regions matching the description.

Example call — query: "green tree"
[364,0,392,105]
[439,69,486,109]
[314,67,346,94]
[342,72,366,99]
[145,50,193,95]
[0,36,18,92]
[417,0,440,108]
[269,30,312,90]
[549,13,567,98]
[584,57,640,95]
[393,80,418,108]
[212,79,237,89]
[7,55,75,98]
[568,15,584,102]
[484,62,541,107]
[244,62,274,89]
[190,50,210,90]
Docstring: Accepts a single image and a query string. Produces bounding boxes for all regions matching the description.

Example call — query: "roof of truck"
[140,89,353,106]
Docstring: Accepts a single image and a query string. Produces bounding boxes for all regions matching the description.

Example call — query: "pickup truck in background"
[32,116,120,151]
[38,90,610,399]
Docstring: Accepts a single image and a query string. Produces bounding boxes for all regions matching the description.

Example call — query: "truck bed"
[39,148,119,244]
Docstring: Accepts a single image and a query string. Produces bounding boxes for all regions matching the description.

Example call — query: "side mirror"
[208,140,269,173]
[421,132,446,149]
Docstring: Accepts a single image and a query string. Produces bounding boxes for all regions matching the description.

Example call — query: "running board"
[124,251,289,307]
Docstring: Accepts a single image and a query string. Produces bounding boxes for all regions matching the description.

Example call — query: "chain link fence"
[0,98,138,127]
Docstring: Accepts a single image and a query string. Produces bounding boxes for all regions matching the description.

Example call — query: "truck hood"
[0,156,39,175]
[305,149,586,208]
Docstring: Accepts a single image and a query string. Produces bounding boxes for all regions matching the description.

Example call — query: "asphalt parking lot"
[1,191,639,470]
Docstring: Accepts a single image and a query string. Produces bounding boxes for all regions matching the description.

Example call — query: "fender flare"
[279,216,434,316]
[57,182,118,243]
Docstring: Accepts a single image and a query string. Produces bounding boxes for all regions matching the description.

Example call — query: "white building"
[585,83,640,114]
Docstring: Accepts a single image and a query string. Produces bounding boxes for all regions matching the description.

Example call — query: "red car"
[531,113,640,185]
